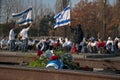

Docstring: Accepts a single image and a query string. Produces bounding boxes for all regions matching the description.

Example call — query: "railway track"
[0,51,120,80]
[0,65,120,80]
[74,58,120,70]
[0,52,120,70]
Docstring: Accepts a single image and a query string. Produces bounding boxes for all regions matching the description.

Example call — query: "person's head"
[10,23,16,29]
[77,24,81,27]
[114,37,119,41]
[76,24,82,32]
[108,37,112,40]
[2,35,7,40]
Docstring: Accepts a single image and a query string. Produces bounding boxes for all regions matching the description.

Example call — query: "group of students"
[79,36,120,54]
[9,23,32,52]
[35,36,120,55]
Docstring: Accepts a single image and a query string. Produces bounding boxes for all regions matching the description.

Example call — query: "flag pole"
[62,0,70,38]
[54,0,71,38]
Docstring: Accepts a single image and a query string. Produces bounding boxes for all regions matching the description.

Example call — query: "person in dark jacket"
[70,24,84,52]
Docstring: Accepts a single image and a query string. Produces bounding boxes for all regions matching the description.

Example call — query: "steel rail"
[0,52,120,70]
[0,65,119,80]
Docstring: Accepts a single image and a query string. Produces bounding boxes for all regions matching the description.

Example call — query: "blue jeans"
[9,40,15,51]
[22,38,28,52]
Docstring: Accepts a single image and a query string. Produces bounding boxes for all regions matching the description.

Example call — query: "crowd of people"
[1,34,120,69]
[79,36,120,54]
[0,23,120,54]
[0,34,120,54]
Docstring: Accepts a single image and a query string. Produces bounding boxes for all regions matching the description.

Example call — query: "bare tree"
[55,0,63,13]
[55,0,69,13]
[13,0,24,12]
[96,0,108,39]
[44,4,54,16]
[0,0,3,37]
[0,0,2,22]
[4,0,15,23]
[2,0,24,23]
[33,0,44,36]
[62,0,69,8]
[116,0,120,36]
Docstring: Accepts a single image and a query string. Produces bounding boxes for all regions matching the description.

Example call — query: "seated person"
[0,36,9,49]
[80,37,88,53]
[97,38,106,54]
[106,37,114,53]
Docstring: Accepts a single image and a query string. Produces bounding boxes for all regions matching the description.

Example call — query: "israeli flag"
[12,7,33,25]
[54,5,71,28]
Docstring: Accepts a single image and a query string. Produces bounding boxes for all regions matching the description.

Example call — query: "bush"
[29,56,49,67]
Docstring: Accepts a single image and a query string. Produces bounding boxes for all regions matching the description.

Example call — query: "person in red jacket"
[36,46,43,56]
[71,44,78,54]
[97,38,106,54]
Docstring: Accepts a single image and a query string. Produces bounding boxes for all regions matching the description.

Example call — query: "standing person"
[19,23,32,52]
[9,24,17,51]
[70,24,84,52]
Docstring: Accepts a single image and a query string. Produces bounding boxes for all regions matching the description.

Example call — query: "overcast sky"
[43,0,80,8]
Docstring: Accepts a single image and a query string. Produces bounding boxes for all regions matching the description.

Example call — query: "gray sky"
[42,0,80,8]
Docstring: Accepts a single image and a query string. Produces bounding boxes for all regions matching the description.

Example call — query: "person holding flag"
[12,7,33,52]
[19,23,32,52]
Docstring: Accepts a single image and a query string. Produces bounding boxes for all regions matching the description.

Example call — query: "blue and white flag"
[54,5,71,28]
[12,7,33,25]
